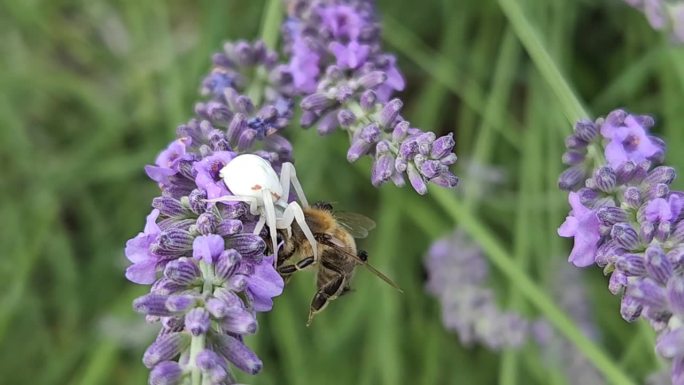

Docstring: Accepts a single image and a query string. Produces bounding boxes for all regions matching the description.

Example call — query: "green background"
[1,0,683,384]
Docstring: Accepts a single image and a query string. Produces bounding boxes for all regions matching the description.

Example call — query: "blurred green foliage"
[1,0,683,384]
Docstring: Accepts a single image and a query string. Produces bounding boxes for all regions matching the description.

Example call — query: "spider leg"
[205,195,259,215]
[280,162,309,208]
[253,213,266,235]
[284,201,318,263]
[262,189,279,261]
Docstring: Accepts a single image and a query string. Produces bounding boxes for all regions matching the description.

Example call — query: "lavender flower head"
[623,0,684,43]
[425,230,529,350]
[557,108,684,384]
[283,0,459,194]
[125,40,290,384]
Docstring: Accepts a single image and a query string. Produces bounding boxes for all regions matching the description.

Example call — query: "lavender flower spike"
[623,0,684,43]
[283,0,458,194]
[425,230,530,350]
[557,108,684,384]
[125,40,288,384]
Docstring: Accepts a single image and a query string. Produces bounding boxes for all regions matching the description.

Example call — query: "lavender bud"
[616,254,646,276]
[645,245,672,285]
[379,99,402,127]
[185,308,211,336]
[593,167,617,192]
[391,120,409,143]
[611,223,641,250]
[347,124,380,162]
[407,164,428,195]
[196,213,217,235]
[608,271,628,294]
[357,71,387,89]
[623,187,642,208]
[212,334,263,375]
[641,221,656,243]
[188,189,207,215]
[335,85,353,103]
[416,132,436,155]
[196,350,230,383]
[616,161,638,184]
[337,109,356,128]
[558,166,586,191]
[134,294,173,317]
[431,133,455,160]
[656,222,672,242]
[301,93,333,111]
[644,166,676,186]
[577,188,599,207]
[164,258,201,286]
[222,307,258,334]
[597,207,628,226]
[648,183,670,200]
[216,219,243,236]
[155,229,193,254]
[226,274,249,292]
[564,134,587,150]
[439,153,458,166]
[143,333,190,369]
[371,154,394,187]
[226,234,265,260]
[206,298,231,319]
[562,150,586,166]
[300,111,318,128]
[628,278,668,310]
[227,113,247,144]
[151,278,185,296]
[419,160,443,179]
[574,119,598,142]
[317,111,339,135]
[215,249,241,281]
[667,276,684,315]
[620,296,643,322]
[152,197,188,217]
[359,90,377,110]
[237,129,257,151]
[149,361,183,385]
[395,156,408,173]
[430,172,459,188]
[656,329,684,359]
[165,294,196,312]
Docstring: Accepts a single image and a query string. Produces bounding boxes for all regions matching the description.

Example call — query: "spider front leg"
[279,162,309,208]
[205,195,259,215]
[278,201,318,262]
[261,189,279,261]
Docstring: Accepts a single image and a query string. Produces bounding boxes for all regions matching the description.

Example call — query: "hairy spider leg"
[280,162,309,209]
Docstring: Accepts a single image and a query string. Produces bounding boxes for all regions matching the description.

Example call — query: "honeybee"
[272,202,402,326]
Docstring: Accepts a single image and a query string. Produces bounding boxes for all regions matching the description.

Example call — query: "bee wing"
[334,212,377,239]
[318,235,402,293]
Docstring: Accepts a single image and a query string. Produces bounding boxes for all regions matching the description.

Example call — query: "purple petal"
[247,257,285,312]
[193,235,225,264]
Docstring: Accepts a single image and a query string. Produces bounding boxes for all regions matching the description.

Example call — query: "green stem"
[430,188,636,385]
[247,0,284,105]
[497,0,588,125]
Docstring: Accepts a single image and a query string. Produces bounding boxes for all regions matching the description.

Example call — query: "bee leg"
[307,274,346,326]
[277,256,315,275]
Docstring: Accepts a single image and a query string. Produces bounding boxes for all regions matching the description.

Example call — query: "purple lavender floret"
[125,40,289,384]
[623,0,684,43]
[283,0,458,194]
[557,108,684,384]
[424,230,530,350]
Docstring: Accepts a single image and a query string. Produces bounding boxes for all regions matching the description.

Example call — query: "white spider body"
[220,154,283,202]
[210,154,318,264]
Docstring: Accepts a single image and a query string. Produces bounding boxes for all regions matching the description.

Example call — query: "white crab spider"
[208,154,318,264]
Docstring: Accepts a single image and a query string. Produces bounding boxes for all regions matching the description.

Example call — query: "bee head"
[312,201,334,211]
